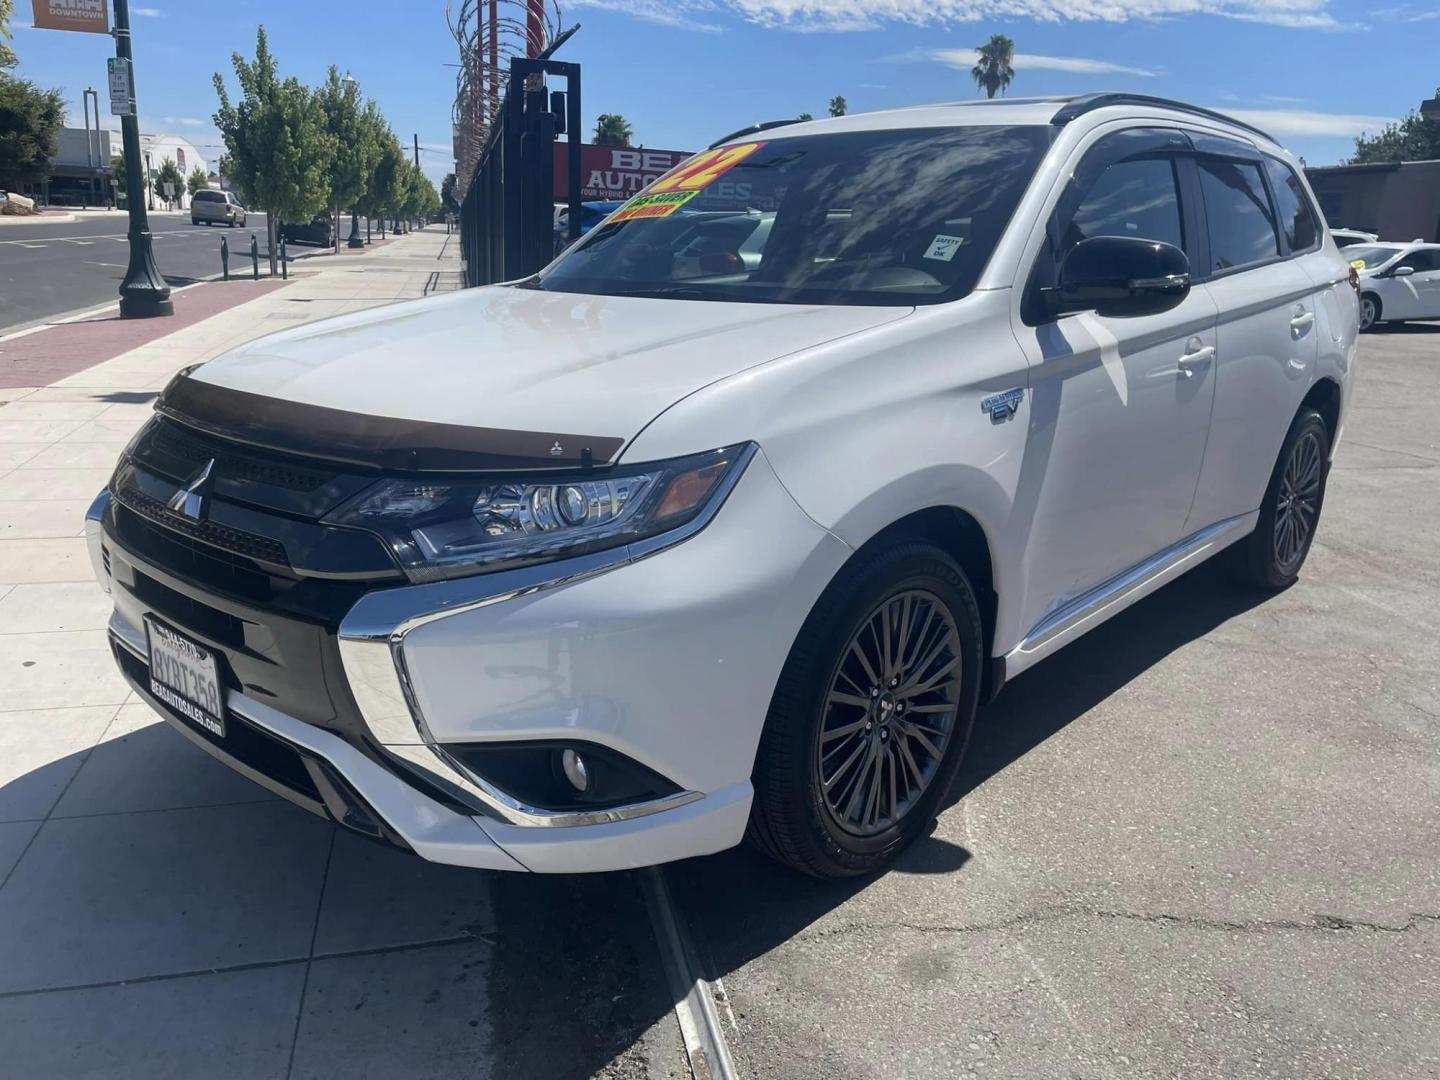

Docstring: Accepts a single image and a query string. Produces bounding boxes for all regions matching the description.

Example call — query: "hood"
[177,285,908,470]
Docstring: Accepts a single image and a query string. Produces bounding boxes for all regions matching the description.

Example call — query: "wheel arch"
[834,505,1004,702]
[1300,376,1342,449]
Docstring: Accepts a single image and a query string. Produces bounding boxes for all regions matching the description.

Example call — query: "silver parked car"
[191,189,247,227]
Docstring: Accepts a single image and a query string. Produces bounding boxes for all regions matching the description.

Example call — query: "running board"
[1004,512,1257,681]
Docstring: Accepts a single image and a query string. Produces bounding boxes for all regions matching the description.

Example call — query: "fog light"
[560,748,590,793]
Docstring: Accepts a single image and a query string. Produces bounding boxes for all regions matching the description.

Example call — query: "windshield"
[533,126,1050,307]
[1345,245,1401,270]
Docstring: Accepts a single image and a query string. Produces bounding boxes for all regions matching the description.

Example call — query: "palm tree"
[593,114,634,147]
[797,112,814,121]
[828,95,847,117]
[971,35,1016,99]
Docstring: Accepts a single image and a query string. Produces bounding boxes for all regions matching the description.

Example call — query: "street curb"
[0,277,217,344]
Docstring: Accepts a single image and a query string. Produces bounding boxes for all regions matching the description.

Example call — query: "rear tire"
[747,541,983,878]
[1359,293,1380,332]
[1234,407,1330,590]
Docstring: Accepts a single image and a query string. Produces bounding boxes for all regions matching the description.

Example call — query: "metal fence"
[459,56,582,287]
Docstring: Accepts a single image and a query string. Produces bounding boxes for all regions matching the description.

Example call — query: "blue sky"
[11,0,1439,183]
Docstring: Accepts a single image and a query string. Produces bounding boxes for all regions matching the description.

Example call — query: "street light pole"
[113,0,172,317]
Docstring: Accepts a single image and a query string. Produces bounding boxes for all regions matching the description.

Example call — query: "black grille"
[112,501,280,603]
[131,570,247,649]
[113,481,290,568]
[143,417,333,492]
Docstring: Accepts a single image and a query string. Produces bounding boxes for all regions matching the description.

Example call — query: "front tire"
[1359,293,1380,332]
[1235,407,1330,590]
[747,542,983,878]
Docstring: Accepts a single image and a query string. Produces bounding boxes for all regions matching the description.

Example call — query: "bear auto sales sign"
[554,144,695,202]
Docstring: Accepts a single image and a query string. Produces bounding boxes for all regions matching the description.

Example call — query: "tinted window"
[1344,245,1402,270]
[1064,157,1184,254]
[1264,159,1319,253]
[1398,249,1440,272]
[194,191,219,202]
[538,126,1050,307]
[1198,158,1279,272]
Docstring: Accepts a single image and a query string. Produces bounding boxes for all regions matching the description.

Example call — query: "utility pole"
[413,133,420,169]
[113,0,172,316]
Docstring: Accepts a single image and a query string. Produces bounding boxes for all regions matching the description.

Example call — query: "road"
[0,212,270,334]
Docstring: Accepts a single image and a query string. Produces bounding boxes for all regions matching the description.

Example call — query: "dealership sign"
[31,0,109,34]
[554,144,694,202]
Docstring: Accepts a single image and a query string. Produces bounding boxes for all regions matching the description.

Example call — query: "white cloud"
[1218,108,1397,138]
[162,116,204,127]
[132,6,164,15]
[569,0,724,32]
[723,0,1344,31]
[925,47,1160,77]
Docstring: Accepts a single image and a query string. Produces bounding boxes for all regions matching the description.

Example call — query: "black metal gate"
[459,56,582,287]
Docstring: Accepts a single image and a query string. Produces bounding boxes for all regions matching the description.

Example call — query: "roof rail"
[708,119,803,149]
[1051,94,1274,143]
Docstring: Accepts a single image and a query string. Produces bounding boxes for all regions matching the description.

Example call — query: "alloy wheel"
[1359,296,1376,331]
[817,589,962,837]
[1274,430,1323,572]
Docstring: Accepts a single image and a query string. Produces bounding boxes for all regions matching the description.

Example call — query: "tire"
[1234,407,1330,590]
[747,541,984,878]
[1359,293,1380,332]
[191,218,200,226]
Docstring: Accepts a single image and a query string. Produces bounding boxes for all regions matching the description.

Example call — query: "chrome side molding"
[1005,512,1256,680]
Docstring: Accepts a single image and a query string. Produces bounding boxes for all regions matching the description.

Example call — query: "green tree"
[0,74,64,189]
[1,0,16,71]
[367,129,407,236]
[593,113,633,147]
[213,26,336,273]
[440,171,459,215]
[828,96,846,117]
[1349,88,1440,163]
[319,67,376,250]
[351,100,389,239]
[972,34,1016,99]
[186,163,209,198]
[155,156,183,207]
[797,112,814,122]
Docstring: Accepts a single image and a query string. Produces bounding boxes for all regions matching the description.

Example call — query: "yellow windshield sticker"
[608,190,701,223]
[647,142,767,194]
[1349,258,1367,270]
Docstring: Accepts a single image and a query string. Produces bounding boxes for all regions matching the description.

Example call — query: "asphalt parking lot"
[1,320,1437,1079]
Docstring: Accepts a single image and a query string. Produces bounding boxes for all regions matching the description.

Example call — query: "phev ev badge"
[167,458,215,521]
[981,387,1025,424]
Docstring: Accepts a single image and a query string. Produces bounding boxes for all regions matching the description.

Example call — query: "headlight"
[326,443,755,582]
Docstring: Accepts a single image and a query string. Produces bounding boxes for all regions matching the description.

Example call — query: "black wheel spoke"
[817,588,962,837]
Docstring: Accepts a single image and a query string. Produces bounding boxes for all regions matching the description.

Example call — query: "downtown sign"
[31,0,109,34]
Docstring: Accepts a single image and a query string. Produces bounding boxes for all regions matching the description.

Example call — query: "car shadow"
[0,557,1270,1076]
[1373,321,1440,334]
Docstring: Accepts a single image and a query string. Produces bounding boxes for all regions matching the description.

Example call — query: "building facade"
[1306,160,1440,243]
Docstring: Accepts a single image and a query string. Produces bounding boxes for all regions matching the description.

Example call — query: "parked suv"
[88,95,1356,878]
[191,189,247,227]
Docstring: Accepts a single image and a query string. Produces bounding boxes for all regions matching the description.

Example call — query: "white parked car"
[1330,228,1378,249]
[87,94,1357,878]
[1347,241,1440,330]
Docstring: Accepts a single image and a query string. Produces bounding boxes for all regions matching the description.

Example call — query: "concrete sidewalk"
[0,227,552,1079]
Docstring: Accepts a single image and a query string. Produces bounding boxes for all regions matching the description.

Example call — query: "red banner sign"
[554,144,695,202]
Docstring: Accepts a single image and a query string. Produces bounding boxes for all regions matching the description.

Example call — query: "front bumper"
[89,448,849,872]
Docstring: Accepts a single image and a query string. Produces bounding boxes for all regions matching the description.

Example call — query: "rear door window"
[1197,158,1280,272]
[1264,158,1320,254]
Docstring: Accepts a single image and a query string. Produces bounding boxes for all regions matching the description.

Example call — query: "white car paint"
[94,97,1358,873]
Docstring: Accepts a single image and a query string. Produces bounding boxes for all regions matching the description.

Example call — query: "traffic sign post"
[106,57,134,116]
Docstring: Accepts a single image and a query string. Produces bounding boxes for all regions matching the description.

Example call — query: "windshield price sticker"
[609,190,702,223]
[647,142,768,194]
[923,234,965,262]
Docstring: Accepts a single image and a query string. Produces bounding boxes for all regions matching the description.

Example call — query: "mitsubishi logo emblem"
[167,458,214,521]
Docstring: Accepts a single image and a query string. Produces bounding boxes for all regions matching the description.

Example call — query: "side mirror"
[1048,235,1191,318]
[1390,264,1415,278]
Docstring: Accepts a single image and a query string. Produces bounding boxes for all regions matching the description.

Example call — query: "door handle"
[1289,307,1315,336]
[1177,342,1215,378]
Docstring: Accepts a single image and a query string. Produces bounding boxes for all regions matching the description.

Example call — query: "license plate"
[145,616,226,738]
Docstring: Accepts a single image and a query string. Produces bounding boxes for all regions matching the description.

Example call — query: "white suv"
[87,95,1356,878]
